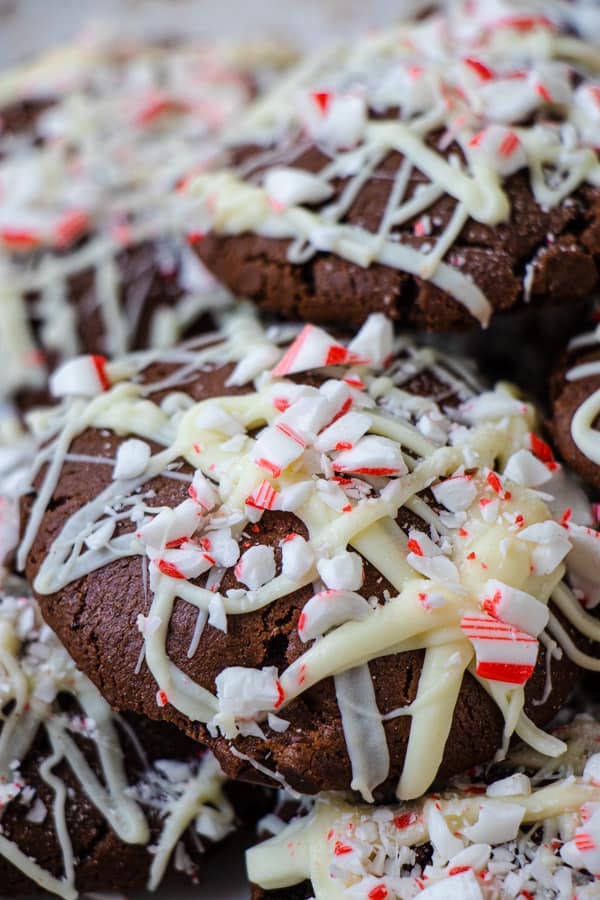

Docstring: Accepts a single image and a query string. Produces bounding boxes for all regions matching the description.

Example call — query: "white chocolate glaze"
[17,306,600,803]
[0,585,235,898]
[0,35,294,402]
[188,5,600,327]
[248,718,600,899]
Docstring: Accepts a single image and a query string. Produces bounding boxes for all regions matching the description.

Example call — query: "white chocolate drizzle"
[247,716,600,899]
[188,5,600,327]
[17,306,600,804]
[0,587,235,898]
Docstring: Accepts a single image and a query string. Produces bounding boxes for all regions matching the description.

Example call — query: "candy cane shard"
[479,578,549,636]
[271,324,369,377]
[460,614,539,685]
[298,589,372,642]
[49,355,111,397]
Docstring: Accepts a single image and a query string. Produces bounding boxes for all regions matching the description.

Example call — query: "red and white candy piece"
[314,411,372,453]
[189,470,219,512]
[432,474,477,513]
[468,125,527,176]
[333,435,407,476]
[215,665,284,720]
[152,543,215,581]
[271,325,368,378]
[252,422,307,478]
[234,545,276,590]
[277,394,333,438]
[302,91,366,150]
[113,438,151,480]
[139,498,200,549]
[503,449,553,488]
[479,578,548,637]
[348,313,394,368]
[460,613,539,685]
[263,167,333,208]
[204,529,240,568]
[281,533,314,580]
[317,551,364,591]
[49,354,110,398]
[518,520,572,575]
[561,803,600,875]
[406,529,459,585]
[298,589,371,642]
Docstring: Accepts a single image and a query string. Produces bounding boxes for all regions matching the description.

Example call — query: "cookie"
[0,35,293,406]
[0,585,264,898]
[17,307,600,801]
[189,10,600,332]
[248,716,600,899]
[550,322,600,493]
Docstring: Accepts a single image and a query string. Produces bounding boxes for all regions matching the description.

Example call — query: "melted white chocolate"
[0,587,235,898]
[17,306,600,803]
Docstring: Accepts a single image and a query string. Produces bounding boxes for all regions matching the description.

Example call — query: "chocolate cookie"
[17,307,600,801]
[248,716,600,899]
[0,36,294,406]
[0,586,264,897]
[550,322,600,492]
[190,11,600,332]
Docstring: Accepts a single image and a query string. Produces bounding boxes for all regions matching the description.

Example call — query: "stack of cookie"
[5,1,600,898]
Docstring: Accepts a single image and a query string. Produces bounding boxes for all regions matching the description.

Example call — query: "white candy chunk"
[252,424,306,477]
[49,354,110,397]
[348,313,393,367]
[235,545,276,590]
[462,800,525,844]
[459,391,526,424]
[264,167,333,208]
[417,410,450,445]
[189,470,219,511]
[154,544,214,580]
[566,522,600,577]
[281,534,314,580]
[298,589,371,642]
[479,497,499,523]
[204,529,240,567]
[468,124,528,176]
[314,411,372,453]
[319,378,353,422]
[407,552,460,584]
[518,521,572,575]
[278,395,331,436]
[267,713,290,733]
[531,62,573,108]
[280,480,314,511]
[317,551,364,590]
[425,802,464,862]
[226,344,280,386]
[460,614,539,686]
[574,82,600,146]
[85,519,115,550]
[486,773,531,797]
[448,843,490,873]
[480,579,549,637]
[432,475,477,512]
[113,438,151,480]
[408,529,444,558]
[139,498,200,548]
[215,666,283,719]
[303,92,367,150]
[195,401,244,435]
[503,449,552,488]
[333,435,407,476]
[584,754,600,785]
[271,324,367,377]
[419,870,483,899]
[479,77,539,124]
[208,593,227,632]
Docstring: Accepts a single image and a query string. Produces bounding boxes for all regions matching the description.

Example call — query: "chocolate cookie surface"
[190,11,600,332]
[0,586,261,898]
[551,323,600,492]
[17,308,600,801]
[0,36,294,405]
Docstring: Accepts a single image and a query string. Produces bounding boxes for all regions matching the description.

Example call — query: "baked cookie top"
[189,4,600,331]
[551,321,600,493]
[0,585,238,899]
[0,35,292,403]
[249,716,600,900]
[16,307,600,800]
